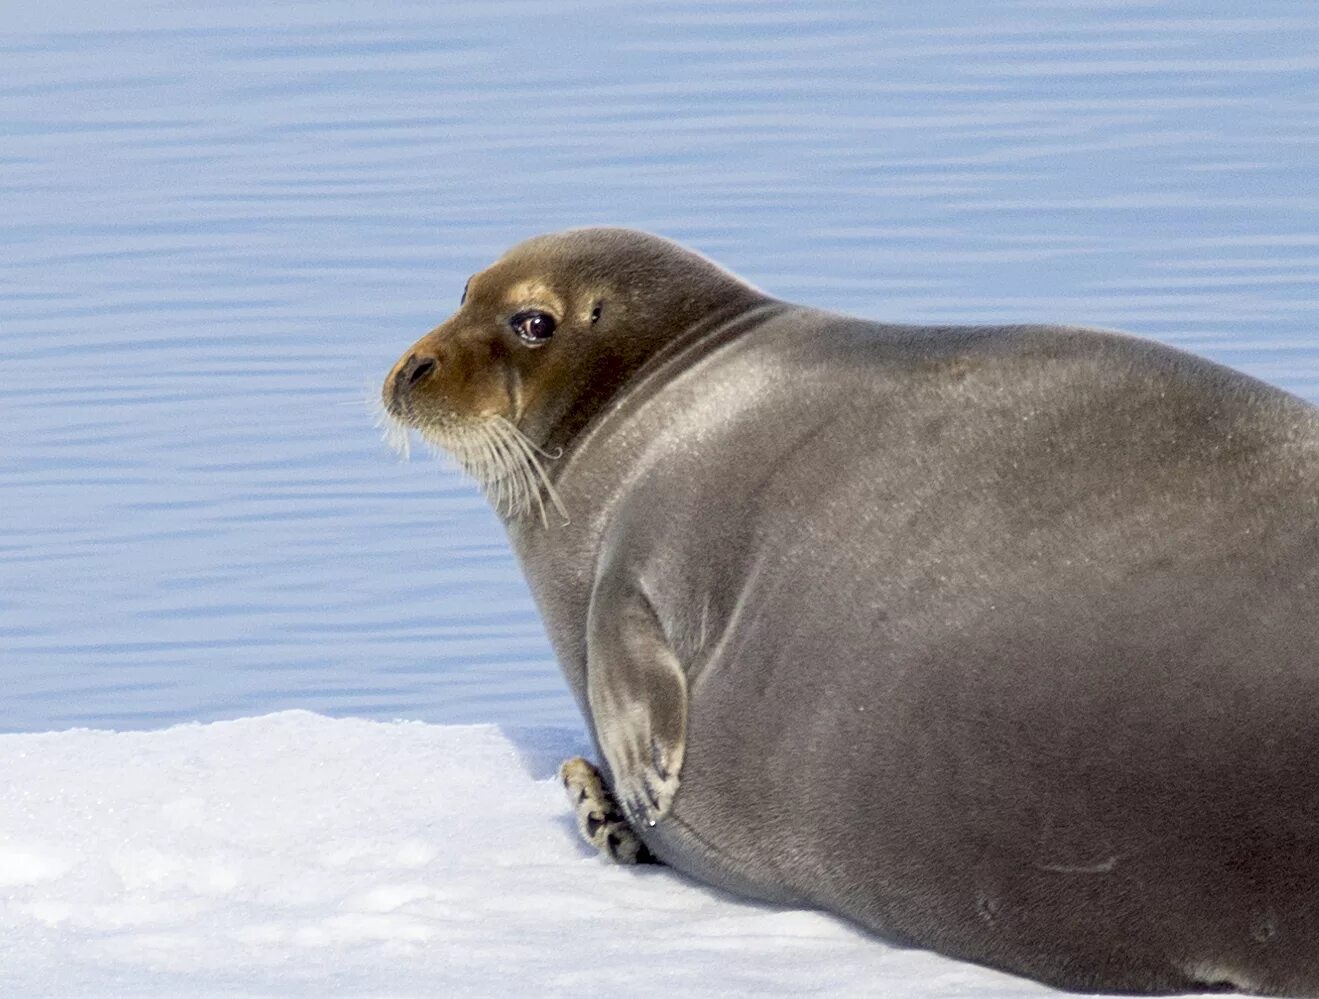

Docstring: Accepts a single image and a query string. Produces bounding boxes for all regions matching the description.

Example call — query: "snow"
[0,710,1141,998]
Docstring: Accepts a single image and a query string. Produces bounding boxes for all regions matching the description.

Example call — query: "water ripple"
[2,0,1317,731]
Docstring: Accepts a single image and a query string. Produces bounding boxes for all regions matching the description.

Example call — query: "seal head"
[382,228,767,520]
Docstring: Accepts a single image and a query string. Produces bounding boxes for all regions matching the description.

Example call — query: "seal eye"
[511,310,556,345]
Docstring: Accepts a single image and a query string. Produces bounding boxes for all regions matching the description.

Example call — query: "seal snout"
[386,351,438,416]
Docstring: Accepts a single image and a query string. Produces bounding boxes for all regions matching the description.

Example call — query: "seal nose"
[394,353,437,397]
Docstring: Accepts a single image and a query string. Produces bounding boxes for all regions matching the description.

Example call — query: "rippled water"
[3,2,1318,732]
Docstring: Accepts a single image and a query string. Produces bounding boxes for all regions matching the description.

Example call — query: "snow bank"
[0,711,1102,997]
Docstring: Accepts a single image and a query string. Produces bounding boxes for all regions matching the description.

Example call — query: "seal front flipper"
[558,756,659,864]
[586,585,688,829]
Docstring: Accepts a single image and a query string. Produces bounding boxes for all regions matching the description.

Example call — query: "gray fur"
[426,230,1319,995]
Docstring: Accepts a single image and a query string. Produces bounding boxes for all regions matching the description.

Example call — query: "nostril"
[407,357,436,386]
[397,354,437,392]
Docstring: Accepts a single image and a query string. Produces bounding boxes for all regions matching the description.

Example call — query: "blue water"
[3,1,1318,732]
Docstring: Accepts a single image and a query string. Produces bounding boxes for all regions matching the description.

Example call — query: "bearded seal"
[381,228,1319,996]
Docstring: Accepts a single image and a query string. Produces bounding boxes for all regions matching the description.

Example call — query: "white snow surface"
[0,711,1153,998]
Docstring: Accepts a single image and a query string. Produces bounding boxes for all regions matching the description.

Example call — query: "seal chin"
[381,407,567,526]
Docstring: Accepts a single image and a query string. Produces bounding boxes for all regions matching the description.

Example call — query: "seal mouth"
[378,405,567,527]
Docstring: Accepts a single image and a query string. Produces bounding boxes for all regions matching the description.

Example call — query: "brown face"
[382,247,609,446]
[380,228,763,522]
[380,236,619,523]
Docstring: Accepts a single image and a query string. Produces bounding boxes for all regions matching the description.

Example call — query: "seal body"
[384,229,1319,995]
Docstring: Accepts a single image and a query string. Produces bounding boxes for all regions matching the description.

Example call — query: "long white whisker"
[501,422,548,526]
[483,428,513,514]
[379,412,413,460]
[404,413,569,527]
[496,418,569,525]
[482,420,517,515]
[509,429,550,525]
[370,387,415,460]
[494,421,540,521]
[512,426,567,524]
[471,423,504,511]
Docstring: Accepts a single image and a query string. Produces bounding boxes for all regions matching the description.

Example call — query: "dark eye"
[510,310,556,345]
[460,279,470,305]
